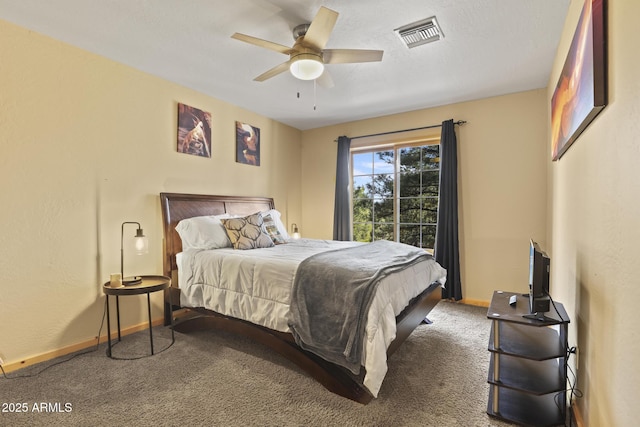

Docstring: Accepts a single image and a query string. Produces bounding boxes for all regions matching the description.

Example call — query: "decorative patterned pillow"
[221,213,275,250]
[261,209,290,240]
[262,213,287,245]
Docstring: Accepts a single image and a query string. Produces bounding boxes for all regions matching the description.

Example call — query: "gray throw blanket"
[288,240,431,375]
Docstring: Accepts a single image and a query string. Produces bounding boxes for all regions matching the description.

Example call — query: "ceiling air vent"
[395,16,443,48]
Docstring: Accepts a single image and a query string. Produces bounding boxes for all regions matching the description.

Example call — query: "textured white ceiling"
[0,0,569,130]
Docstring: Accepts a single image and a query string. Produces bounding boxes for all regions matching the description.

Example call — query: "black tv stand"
[487,291,570,426]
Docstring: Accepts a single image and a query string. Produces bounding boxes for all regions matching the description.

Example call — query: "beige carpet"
[0,301,514,426]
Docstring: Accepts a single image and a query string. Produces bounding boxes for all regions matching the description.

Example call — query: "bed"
[159,192,447,404]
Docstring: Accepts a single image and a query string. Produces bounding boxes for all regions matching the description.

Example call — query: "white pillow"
[175,214,232,250]
[261,209,290,240]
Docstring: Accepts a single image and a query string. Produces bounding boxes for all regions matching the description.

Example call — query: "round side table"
[103,275,174,358]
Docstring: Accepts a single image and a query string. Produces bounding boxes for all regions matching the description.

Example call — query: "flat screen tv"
[524,239,551,320]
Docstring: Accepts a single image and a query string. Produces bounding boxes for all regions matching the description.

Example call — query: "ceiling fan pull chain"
[314,79,317,111]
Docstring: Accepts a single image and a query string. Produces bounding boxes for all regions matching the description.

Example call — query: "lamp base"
[123,276,143,286]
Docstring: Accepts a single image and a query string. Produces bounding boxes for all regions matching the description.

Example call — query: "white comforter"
[177,238,447,397]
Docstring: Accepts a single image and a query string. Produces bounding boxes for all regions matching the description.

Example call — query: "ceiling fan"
[231,6,383,84]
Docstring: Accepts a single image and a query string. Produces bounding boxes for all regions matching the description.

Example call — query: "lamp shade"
[291,223,301,239]
[290,54,324,80]
[133,228,149,254]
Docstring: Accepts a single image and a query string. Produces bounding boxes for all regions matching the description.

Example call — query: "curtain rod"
[340,120,467,141]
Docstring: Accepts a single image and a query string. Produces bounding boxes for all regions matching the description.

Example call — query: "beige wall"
[0,20,301,366]
[547,0,640,425]
[300,89,549,303]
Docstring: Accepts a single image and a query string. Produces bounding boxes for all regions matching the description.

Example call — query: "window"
[352,142,440,249]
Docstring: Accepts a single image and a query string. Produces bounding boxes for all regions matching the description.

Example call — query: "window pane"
[353,152,373,175]
[399,224,420,247]
[373,150,394,174]
[353,198,373,223]
[351,142,440,250]
[374,198,393,223]
[374,223,394,241]
[421,197,438,224]
[353,223,373,242]
[373,174,393,198]
[400,146,421,172]
[353,176,373,198]
[398,171,421,197]
[422,170,440,197]
[422,145,440,170]
[421,225,437,249]
[399,198,421,223]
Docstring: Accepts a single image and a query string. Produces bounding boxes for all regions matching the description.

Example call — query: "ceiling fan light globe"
[290,57,324,80]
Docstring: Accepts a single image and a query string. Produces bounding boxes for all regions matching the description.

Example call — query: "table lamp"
[291,223,301,239]
[121,221,148,285]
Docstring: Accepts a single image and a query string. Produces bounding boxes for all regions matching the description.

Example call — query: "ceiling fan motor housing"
[292,24,311,40]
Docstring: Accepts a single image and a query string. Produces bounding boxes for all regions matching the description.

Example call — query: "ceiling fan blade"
[254,60,292,82]
[231,32,294,55]
[323,49,384,64]
[316,69,334,88]
[302,6,339,51]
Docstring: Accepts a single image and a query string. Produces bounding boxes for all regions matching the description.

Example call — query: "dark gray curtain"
[435,119,462,300]
[333,136,352,241]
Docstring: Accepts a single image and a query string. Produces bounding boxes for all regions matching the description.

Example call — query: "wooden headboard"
[159,193,275,282]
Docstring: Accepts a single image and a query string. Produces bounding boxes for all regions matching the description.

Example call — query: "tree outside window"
[352,143,439,249]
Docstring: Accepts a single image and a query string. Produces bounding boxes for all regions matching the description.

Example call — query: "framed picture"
[236,121,260,166]
[177,103,212,158]
[551,0,607,161]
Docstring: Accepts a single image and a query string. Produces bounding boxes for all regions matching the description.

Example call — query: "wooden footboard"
[164,281,441,404]
[389,281,441,356]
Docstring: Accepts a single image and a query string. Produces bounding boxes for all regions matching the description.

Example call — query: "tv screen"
[528,239,550,315]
